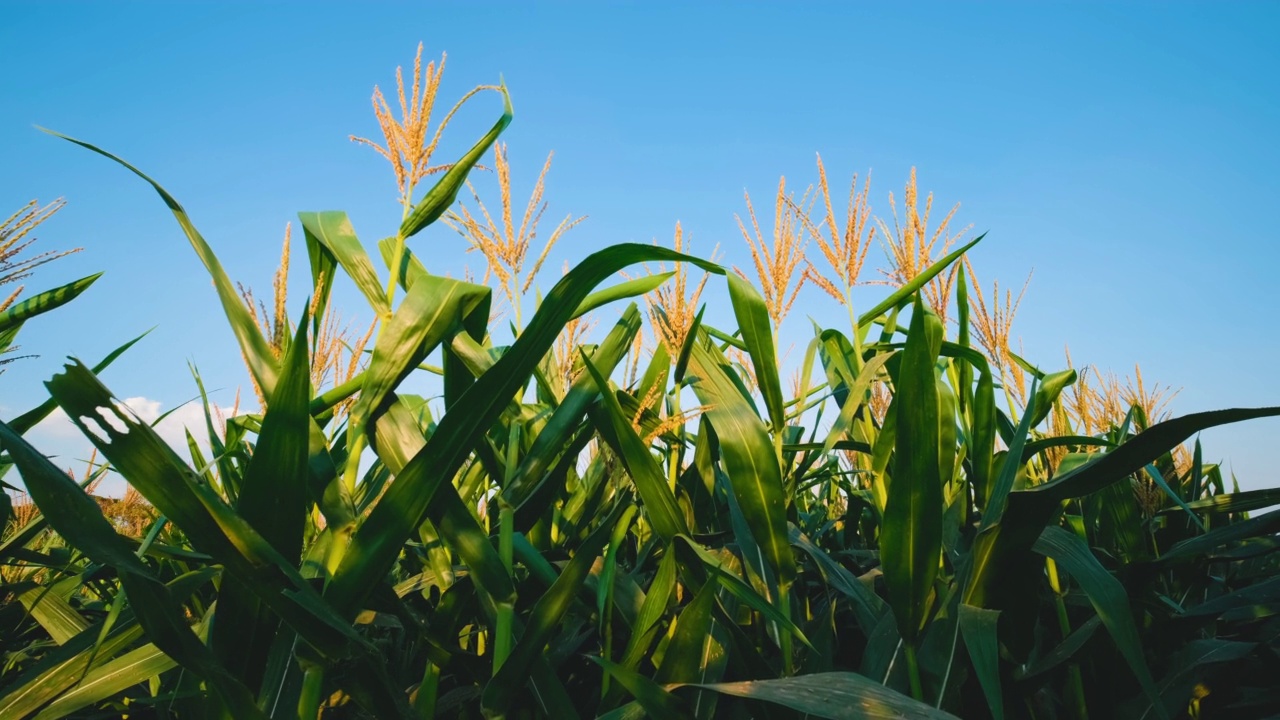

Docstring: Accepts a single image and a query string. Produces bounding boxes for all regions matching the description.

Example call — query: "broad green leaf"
[672,535,810,647]
[1159,487,1280,517]
[32,642,176,720]
[726,273,785,433]
[298,211,390,317]
[0,420,266,719]
[576,271,675,320]
[1130,639,1256,720]
[0,620,146,719]
[669,671,960,719]
[618,548,677,672]
[687,331,795,589]
[789,525,887,634]
[401,83,512,238]
[820,350,896,457]
[1023,407,1280,505]
[44,130,280,397]
[654,570,719,685]
[1144,463,1206,531]
[362,396,517,619]
[35,363,411,718]
[581,351,688,542]
[18,583,88,645]
[326,243,719,617]
[1025,368,1076,430]
[1015,615,1102,681]
[212,317,312,692]
[1033,526,1165,719]
[482,502,626,715]
[592,656,693,720]
[958,604,1003,720]
[856,236,982,329]
[978,382,1037,532]
[881,295,944,643]
[1161,508,1280,563]
[0,273,100,333]
[348,273,489,428]
[1179,575,1280,619]
[503,304,642,506]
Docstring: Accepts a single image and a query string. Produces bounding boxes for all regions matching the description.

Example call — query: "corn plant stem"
[494,505,515,675]
[414,661,440,719]
[1047,557,1089,720]
[904,642,925,702]
[494,424,518,675]
[298,666,324,720]
[779,582,795,676]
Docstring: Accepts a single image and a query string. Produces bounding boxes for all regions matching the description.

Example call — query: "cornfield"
[2,47,1279,720]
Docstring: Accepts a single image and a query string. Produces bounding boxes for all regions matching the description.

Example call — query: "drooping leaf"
[1033,526,1165,718]
[298,211,390,317]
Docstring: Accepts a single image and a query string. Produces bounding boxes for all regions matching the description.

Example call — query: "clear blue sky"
[3,3,1278,490]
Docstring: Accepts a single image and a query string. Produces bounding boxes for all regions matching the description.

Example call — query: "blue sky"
[2,3,1278,491]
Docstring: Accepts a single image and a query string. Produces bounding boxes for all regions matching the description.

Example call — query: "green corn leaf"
[298,211,390,317]
[856,236,983,329]
[35,362,411,718]
[958,604,1003,720]
[44,130,280,398]
[211,316,312,692]
[1027,407,1280,505]
[672,305,706,385]
[0,620,146,719]
[789,525,887,634]
[3,327,147,435]
[687,330,795,590]
[969,365,997,508]
[576,271,675,320]
[672,535,810,648]
[1129,639,1256,720]
[0,421,266,719]
[979,381,1038,532]
[1025,368,1076,430]
[362,397,517,620]
[581,351,688,542]
[820,350,896,457]
[592,656,693,720]
[503,304,642,506]
[32,642,177,720]
[327,243,718,617]
[17,584,88,645]
[881,295,944,643]
[1033,526,1165,719]
[1144,463,1206,531]
[726,273,785,434]
[401,83,512,238]
[669,671,961,719]
[482,501,627,715]
[1015,615,1102,681]
[348,273,490,429]
[0,273,100,333]
[234,315,312,562]
[1158,487,1280,517]
[619,547,678,672]
[1020,435,1113,463]
[653,575,719,684]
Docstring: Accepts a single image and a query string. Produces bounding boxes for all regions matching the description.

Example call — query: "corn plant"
[2,50,1279,720]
